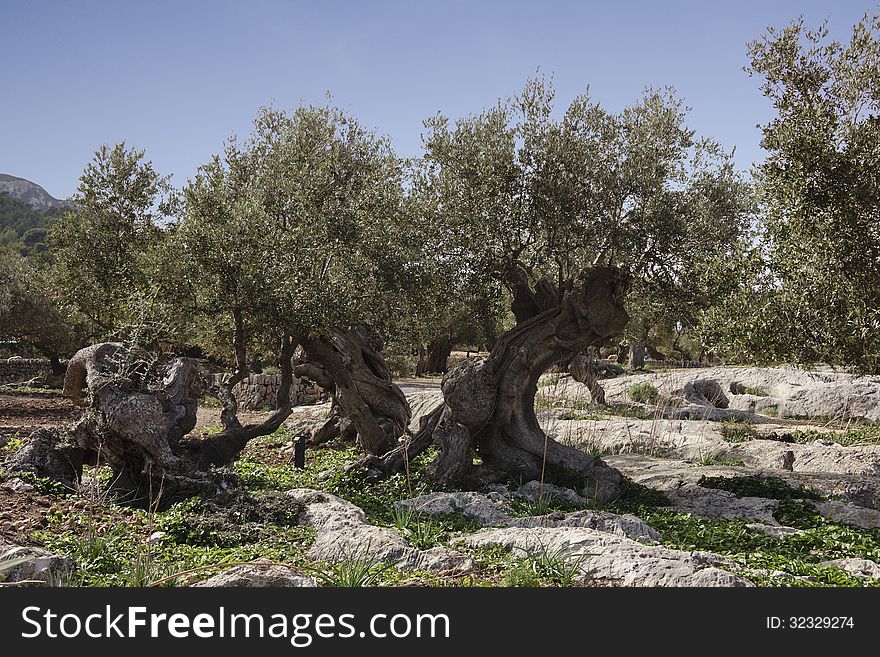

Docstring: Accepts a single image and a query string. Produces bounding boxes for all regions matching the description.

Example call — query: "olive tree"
[0,248,84,376]
[49,144,172,337]
[369,80,749,499]
[703,13,880,372]
[173,103,422,456]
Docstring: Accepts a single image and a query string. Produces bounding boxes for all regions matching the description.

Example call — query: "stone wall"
[210,373,329,411]
[0,358,52,384]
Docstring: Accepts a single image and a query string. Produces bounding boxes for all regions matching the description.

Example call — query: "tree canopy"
[702,11,880,372]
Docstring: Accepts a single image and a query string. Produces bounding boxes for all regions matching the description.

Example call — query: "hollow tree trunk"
[5,337,297,507]
[370,266,629,501]
[425,335,453,374]
[298,325,410,455]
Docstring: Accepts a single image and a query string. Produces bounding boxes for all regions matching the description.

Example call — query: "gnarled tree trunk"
[6,336,297,507]
[370,266,629,501]
[298,325,410,455]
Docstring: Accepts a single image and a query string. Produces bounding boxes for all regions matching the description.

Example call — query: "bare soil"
[0,392,78,444]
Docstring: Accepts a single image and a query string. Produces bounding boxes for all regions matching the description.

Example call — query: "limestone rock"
[396,491,513,526]
[194,559,317,587]
[819,558,880,579]
[397,489,661,543]
[285,489,473,573]
[455,526,753,587]
[0,541,76,585]
[514,481,585,506]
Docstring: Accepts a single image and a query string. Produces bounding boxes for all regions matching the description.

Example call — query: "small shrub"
[628,382,659,404]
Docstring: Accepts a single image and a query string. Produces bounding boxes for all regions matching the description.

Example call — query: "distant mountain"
[0,174,71,211]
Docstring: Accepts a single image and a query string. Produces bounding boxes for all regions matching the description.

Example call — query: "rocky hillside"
[0,174,70,211]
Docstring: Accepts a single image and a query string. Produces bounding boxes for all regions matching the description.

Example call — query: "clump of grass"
[697,475,824,501]
[502,560,542,587]
[519,542,593,587]
[628,382,659,405]
[306,548,392,587]
[719,421,757,443]
[743,385,768,396]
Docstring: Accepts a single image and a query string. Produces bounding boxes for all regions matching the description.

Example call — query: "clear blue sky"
[1,0,875,199]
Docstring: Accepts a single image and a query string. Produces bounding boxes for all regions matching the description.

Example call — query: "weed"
[520,542,593,586]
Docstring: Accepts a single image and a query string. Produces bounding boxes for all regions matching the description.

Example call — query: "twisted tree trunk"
[369,266,630,501]
[6,336,297,507]
[298,325,410,455]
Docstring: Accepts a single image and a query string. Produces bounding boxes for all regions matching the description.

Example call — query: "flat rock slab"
[604,453,880,527]
[455,526,752,587]
[551,415,880,478]
[194,559,317,587]
[397,490,661,543]
[571,366,880,423]
[285,489,473,574]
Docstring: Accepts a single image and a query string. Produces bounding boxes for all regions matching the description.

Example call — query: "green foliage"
[705,13,880,371]
[697,475,824,501]
[0,248,82,360]
[14,470,72,496]
[38,495,315,587]
[790,427,880,447]
[628,382,659,404]
[501,560,542,587]
[0,192,64,256]
[50,143,172,336]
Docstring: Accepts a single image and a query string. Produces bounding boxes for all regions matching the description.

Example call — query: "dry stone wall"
[0,358,53,384]
[210,373,328,410]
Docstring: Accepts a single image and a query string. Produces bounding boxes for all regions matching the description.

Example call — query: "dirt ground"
[0,392,78,444]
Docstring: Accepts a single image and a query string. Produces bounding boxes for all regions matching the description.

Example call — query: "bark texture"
[372,266,630,501]
[298,325,410,455]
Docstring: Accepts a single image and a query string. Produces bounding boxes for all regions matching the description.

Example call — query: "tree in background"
[0,248,84,375]
[703,12,880,372]
[49,143,172,337]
